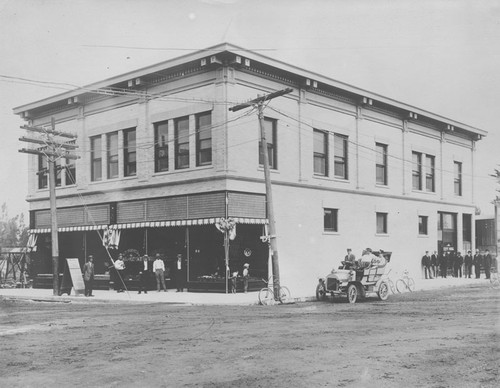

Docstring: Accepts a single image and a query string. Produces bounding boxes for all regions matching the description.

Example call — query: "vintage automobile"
[316,250,392,303]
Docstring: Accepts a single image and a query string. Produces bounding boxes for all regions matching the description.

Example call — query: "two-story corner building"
[14,43,486,295]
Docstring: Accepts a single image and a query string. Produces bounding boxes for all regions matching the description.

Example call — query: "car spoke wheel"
[378,282,389,301]
[316,283,327,301]
[258,288,275,305]
[347,284,358,304]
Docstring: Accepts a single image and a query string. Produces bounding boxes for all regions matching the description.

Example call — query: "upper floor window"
[65,158,76,185]
[425,155,435,192]
[38,155,48,189]
[107,132,118,179]
[259,118,277,169]
[375,143,388,185]
[412,151,422,190]
[154,121,169,172]
[196,112,212,166]
[175,116,190,169]
[313,129,328,176]
[324,208,338,232]
[418,215,428,235]
[123,128,136,177]
[90,135,102,182]
[54,158,62,187]
[454,161,462,196]
[376,212,388,234]
[334,134,348,179]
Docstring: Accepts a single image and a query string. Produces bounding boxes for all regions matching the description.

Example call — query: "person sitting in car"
[359,248,386,268]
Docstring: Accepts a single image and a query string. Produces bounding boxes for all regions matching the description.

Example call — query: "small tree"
[0,203,28,247]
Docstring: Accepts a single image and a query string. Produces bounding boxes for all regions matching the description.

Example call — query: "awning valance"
[28,217,268,234]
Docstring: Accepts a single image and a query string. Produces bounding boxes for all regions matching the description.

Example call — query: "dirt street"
[0,283,498,388]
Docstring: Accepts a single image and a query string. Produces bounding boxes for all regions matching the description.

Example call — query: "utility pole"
[19,117,78,296]
[229,88,292,299]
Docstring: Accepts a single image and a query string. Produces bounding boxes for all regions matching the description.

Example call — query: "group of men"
[421,249,493,279]
[82,252,186,297]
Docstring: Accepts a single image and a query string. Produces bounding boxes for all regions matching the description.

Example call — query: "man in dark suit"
[83,255,95,297]
[431,251,438,278]
[473,249,482,279]
[421,251,432,279]
[175,254,184,292]
[483,250,492,279]
[464,250,473,278]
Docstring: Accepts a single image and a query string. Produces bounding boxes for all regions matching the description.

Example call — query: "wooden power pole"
[229,88,293,299]
[19,117,78,296]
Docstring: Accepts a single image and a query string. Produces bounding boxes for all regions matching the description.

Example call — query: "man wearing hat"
[83,255,95,297]
[242,263,250,293]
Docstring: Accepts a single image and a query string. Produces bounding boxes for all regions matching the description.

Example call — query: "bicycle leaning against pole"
[396,269,415,293]
[258,276,291,305]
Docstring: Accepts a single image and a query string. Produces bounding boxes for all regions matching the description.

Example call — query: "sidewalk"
[0,276,491,306]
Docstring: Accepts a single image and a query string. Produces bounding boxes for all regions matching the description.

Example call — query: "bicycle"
[258,276,291,305]
[383,269,396,294]
[396,270,415,293]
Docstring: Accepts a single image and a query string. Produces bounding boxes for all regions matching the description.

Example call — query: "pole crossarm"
[229,88,293,112]
[18,148,80,160]
[21,124,77,139]
[19,136,79,150]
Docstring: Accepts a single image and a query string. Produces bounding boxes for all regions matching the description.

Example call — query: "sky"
[0,0,499,220]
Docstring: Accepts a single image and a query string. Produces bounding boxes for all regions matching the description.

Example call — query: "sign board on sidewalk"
[60,258,85,296]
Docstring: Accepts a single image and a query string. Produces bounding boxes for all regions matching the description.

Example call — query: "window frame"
[418,215,428,235]
[107,131,119,179]
[454,161,462,196]
[90,135,102,182]
[123,128,136,177]
[376,212,388,234]
[375,142,388,185]
[425,155,435,192]
[65,158,76,186]
[412,151,422,190]
[259,117,277,169]
[196,111,212,167]
[313,129,328,176]
[324,208,338,232]
[175,116,190,170]
[38,155,48,189]
[154,121,169,173]
[334,133,348,179]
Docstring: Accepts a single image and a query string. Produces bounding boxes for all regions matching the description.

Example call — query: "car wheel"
[378,282,389,301]
[347,284,358,304]
[316,283,327,301]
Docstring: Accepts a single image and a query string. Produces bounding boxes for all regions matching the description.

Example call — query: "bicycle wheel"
[388,279,396,294]
[408,278,415,292]
[258,287,275,305]
[395,279,406,293]
[278,286,291,304]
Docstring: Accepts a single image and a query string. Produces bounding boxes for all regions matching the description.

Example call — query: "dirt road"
[1,283,498,387]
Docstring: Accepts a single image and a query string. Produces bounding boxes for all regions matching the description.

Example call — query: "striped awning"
[28,217,268,233]
[29,224,108,234]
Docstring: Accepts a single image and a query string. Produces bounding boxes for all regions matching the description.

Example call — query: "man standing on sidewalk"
[473,249,482,279]
[431,251,438,278]
[83,255,95,297]
[422,251,432,279]
[464,250,473,278]
[483,250,492,279]
[175,254,184,292]
[153,254,167,292]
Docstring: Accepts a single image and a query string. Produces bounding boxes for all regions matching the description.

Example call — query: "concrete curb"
[0,277,492,306]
